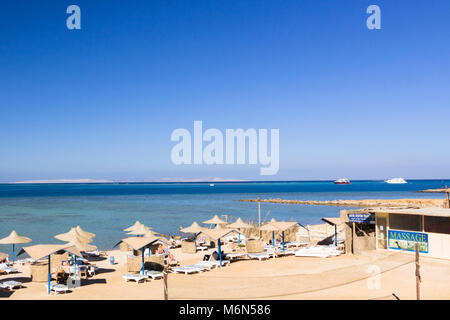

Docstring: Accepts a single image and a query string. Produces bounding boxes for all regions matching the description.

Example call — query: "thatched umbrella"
[260,221,298,251]
[0,252,9,261]
[198,228,242,267]
[17,244,82,294]
[202,215,227,227]
[226,218,253,244]
[114,236,164,274]
[54,228,93,243]
[179,221,205,234]
[0,230,32,263]
[259,223,279,247]
[126,224,151,236]
[124,221,151,232]
[75,226,96,238]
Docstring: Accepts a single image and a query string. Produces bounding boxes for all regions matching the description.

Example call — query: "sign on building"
[348,213,375,224]
[387,229,428,253]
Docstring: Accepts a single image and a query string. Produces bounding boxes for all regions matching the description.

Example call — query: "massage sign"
[388,230,429,253]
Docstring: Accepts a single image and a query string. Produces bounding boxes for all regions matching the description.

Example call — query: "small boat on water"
[210,184,215,187]
[385,178,407,184]
[334,178,351,185]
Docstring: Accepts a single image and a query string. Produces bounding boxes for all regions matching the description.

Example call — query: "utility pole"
[257,196,261,227]
[445,185,450,208]
[415,243,421,300]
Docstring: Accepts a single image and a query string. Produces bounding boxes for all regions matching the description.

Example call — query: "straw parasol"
[124,221,151,232]
[75,226,96,238]
[64,237,97,252]
[202,215,227,226]
[17,244,82,294]
[143,230,161,238]
[0,230,32,263]
[259,223,280,247]
[179,221,205,234]
[54,228,93,243]
[0,252,8,260]
[259,221,298,251]
[227,217,253,229]
[114,236,165,275]
[126,224,151,236]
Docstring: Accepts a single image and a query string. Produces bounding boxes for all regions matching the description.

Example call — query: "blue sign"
[348,213,375,224]
[388,229,428,253]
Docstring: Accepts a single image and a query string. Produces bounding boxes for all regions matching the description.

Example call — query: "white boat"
[385,178,407,184]
[209,184,215,187]
[334,178,351,185]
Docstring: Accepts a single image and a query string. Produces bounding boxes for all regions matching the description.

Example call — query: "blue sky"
[1,0,449,182]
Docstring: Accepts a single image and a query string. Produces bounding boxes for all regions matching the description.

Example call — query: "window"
[389,213,422,232]
[424,216,450,234]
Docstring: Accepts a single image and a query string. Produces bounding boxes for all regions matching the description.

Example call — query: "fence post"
[163,267,168,300]
[415,243,421,300]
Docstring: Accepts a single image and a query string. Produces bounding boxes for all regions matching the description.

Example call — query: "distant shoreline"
[6,178,450,185]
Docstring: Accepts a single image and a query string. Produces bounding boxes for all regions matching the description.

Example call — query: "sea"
[0,180,449,256]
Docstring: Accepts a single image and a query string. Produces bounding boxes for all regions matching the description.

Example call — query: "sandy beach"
[2,244,449,300]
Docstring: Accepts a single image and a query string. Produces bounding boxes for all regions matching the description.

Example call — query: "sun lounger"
[247,253,271,261]
[196,246,209,251]
[0,266,19,274]
[197,260,230,268]
[123,273,147,283]
[295,246,340,258]
[45,284,70,294]
[185,264,212,271]
[144,270,164,280]
[225,253,247,260]
[170,266,202,274]
[0,281,23,290]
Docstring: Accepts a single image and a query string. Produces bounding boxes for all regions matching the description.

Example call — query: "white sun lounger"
[0,281,23,290]
[196,246,209,251]
[123,274,147,283]
[0,266,19,274]
[45,284,70,294]
[225,253,247,260]
[185,264,211,271]
[197,260,230,268]
[247,253,271,261]
[144,270,164,280]
[170,266,202,274]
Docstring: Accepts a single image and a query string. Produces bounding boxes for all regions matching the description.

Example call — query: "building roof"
[321,217,342,226]
[345,207,450,218]
[374,207,450,218]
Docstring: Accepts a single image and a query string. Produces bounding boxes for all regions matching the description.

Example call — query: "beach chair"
[247,253,271,261]
[196,246,209,251]
[0,265,19,274]
[184,264,211,271]
[170,266,202,274]
[0,281,23,290]
[225,253,247,260]
[144,270,164,280]
[123,273,147,283]
[46,283,70,294]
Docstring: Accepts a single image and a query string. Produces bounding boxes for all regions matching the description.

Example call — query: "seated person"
[156,244,164,255]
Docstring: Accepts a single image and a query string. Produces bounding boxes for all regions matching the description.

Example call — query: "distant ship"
[210,184,215,187]
[385,178,407,184]
[334,178,351,185]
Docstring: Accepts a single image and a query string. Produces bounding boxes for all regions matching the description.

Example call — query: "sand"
[1,245,449,300]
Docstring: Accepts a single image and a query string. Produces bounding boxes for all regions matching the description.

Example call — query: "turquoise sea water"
[0,180,449,256]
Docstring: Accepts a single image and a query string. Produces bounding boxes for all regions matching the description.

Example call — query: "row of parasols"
[0,226,96,264]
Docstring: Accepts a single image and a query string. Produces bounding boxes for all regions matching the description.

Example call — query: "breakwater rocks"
[419,188,450,193]
[239,198,446,208]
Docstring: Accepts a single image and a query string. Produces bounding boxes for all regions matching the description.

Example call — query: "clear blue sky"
[1,0,449,182]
